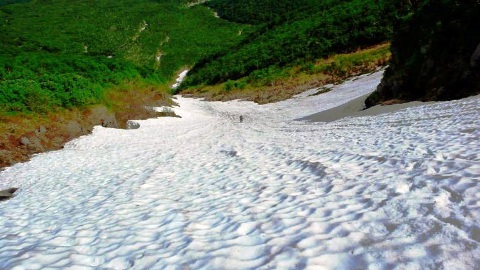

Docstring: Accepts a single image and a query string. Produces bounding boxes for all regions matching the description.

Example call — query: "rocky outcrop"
[0,105,120,169]
[366,1,480,107]
[0,105,155,169]
[470,43,480,68]
[0,188,18,201]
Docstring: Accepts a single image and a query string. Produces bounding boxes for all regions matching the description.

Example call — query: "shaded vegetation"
[366,0,480,106]
[205,0,317,25]
[180,0,401,89]
[0,0,30,7]
[0,0,247,114]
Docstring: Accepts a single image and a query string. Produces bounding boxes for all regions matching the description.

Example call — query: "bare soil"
[0,88,176,170]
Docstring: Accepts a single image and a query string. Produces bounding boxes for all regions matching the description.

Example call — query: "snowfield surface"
[1,71,479,269]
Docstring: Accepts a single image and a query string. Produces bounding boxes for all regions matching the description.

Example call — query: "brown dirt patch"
[0,87,176,170]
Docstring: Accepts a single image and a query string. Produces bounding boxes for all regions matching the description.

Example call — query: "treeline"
[205,0,318,25]
[180,0,405,89]
[366,0,480,106]
[0,0,30,7]
[0,0,246,114]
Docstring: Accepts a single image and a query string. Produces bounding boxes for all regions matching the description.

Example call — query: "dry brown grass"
[0,84,175,169]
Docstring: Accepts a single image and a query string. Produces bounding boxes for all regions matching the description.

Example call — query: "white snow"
[1,71,479,269]
[171,69,189,89]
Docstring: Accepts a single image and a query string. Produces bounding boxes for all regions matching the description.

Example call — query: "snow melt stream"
[0,71,479,269]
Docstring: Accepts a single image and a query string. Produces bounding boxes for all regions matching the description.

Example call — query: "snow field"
[0,71,479,269]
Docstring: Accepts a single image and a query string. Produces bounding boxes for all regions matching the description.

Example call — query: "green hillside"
[0,0,30,7]
[205,0,318,25]
[179,0,401,89]
[0,0,248,114]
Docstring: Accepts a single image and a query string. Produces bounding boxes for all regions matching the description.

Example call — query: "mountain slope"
[180,0,400,89]
[0,0,247,113]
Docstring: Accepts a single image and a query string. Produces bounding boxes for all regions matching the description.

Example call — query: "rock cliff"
[366,1,480,107]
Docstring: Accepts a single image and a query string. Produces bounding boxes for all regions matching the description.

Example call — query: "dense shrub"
[180,0,399,89]
[0,0,246,113]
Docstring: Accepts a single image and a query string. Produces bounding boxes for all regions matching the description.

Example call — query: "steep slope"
[0,0,248,168]
[365,0,480,107]
[0,0,247,114]
[180,0,399,88]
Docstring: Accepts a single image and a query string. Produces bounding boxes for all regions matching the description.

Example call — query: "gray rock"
[20,137,31,146]
[65,121,82,135]
[28,136,44,151]
[35,126,47,136]
[126,121,140,130]
[470,42,480,68]
[90,106,119,128]
[0,188,18,201]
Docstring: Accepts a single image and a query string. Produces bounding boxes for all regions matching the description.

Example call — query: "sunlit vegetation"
[181,44,391,103]
[179,0,402,90]
[0,0,248,114]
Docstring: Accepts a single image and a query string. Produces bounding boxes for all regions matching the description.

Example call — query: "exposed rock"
[90,106,119,128]
[65,121,82,136]
[20,137,31,146]
[27,136,44,151]
[470,42,480,68]
[366,1,480,107]
[35,126,47,136]
[0,188,18,201]
[126,121,140,130]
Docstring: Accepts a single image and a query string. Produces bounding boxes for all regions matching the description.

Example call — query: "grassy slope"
[181,43,391,103]
[179,0,397,89]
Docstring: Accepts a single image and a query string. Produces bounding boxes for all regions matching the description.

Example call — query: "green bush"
[223,80,236,92]
[0,79,51,112]
[0,0,246,114]
[182,0,399,88]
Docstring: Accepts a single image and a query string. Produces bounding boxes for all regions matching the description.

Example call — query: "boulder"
[0,188,18,201]
[126,121,140,130]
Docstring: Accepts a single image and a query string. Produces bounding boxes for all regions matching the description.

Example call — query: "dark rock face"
[470,43,480,68]
[366,1,480,107]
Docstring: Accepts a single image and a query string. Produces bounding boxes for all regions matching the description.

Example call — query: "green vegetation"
[0,0,30,7]
[181,44,391,104]
[205,0,318,25]
[180,0,401,89]
[366,0,480,106]
[0,0,248,114]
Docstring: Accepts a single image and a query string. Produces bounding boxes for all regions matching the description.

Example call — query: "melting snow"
[171,70,189,89]
[0,71,479,269]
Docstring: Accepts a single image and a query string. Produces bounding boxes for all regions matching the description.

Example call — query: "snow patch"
[171,69,189,89]
[0,71,479,269]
